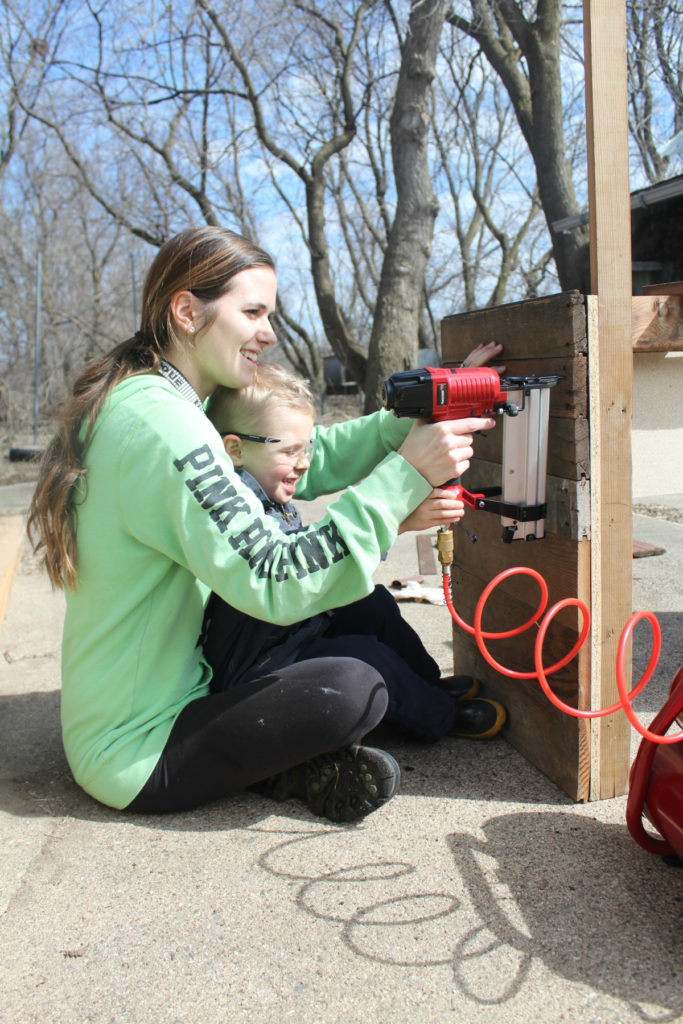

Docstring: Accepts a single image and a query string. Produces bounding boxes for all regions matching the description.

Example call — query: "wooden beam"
[441,290,587,361]
[0,517,25,629]
[583,0,633,798]
[641,282,683,295]
[443,291,683,354]
[416,534,437,576]
[632,295,683,351]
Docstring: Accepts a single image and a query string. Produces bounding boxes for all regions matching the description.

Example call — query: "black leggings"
[127,656,387,814]
[301,586,455,742]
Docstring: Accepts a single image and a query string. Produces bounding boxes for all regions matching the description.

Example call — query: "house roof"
[553,174,683,233]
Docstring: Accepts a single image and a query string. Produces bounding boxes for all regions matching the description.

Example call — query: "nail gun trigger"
[445,483,484,510]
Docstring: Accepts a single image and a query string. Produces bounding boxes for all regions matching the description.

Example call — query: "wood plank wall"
[441,291,592,800]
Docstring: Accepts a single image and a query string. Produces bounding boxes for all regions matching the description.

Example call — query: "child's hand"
[398,487,465,534]
[462,341,505,375]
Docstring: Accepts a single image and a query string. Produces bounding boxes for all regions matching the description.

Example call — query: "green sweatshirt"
[61,374,429,808]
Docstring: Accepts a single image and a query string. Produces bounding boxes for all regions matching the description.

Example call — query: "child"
[202,362,506,743]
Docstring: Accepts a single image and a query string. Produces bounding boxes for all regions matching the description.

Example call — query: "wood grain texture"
[584,0,633,798]
[441,291,588,362]
[632,295,683,352]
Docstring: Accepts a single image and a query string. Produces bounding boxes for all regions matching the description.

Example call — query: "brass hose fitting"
[437,525,454,569]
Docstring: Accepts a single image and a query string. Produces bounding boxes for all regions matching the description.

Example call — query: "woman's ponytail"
[27,331,162,589]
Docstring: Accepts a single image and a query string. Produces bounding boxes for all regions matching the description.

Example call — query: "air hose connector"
[437,526,454,569]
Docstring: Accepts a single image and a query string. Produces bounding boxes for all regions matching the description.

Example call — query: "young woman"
[28,225,495,823]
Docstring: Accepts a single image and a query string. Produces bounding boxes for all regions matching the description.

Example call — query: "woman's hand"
[398,487,465,534]
[462,341,505,375]
[398,416,496,488]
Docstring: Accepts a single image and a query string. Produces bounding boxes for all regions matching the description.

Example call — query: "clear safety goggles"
[229,432,314,464]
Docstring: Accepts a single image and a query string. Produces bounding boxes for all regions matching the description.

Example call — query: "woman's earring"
[188,324,195,334]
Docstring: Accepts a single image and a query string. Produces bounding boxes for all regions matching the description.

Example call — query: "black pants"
[201,584,455,743]
[129,586,455,814]
[299,586,455,743]
[128,657,387,814]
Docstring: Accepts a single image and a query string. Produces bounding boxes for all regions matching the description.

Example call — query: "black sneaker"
[450,697,507,739]
[438,674,481,700]
[258,745,400,823]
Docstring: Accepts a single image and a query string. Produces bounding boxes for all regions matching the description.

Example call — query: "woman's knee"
[295,656,388,742]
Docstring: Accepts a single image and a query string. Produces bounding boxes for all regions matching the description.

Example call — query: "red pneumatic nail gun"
[381,365,563,542]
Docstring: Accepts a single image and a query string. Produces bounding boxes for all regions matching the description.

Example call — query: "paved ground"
[1,482,682,1024]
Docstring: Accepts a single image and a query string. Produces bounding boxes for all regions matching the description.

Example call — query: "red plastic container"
[626,666,683,860]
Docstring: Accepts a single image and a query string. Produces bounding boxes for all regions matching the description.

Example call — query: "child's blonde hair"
[207,362,316,436]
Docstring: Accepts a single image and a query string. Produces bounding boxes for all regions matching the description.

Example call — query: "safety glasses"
[227,431,314,463]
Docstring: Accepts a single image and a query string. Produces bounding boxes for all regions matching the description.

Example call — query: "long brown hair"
[28,226,275,590]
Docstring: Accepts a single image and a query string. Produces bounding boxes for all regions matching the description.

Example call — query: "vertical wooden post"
[583,0,633,797]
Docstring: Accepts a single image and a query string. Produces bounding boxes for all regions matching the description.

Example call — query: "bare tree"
[21,0,236,245]
[195,0,380,392]
[627,0,683,183]
[20,0,349,390]
[13,0,584,409]
[362,0,450,408]
[9,0,683,428]
[430,36,552,313]
[0,0,68,177]
[22,0,455,405]
[447,0,590,292]
[0,129,137,436]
